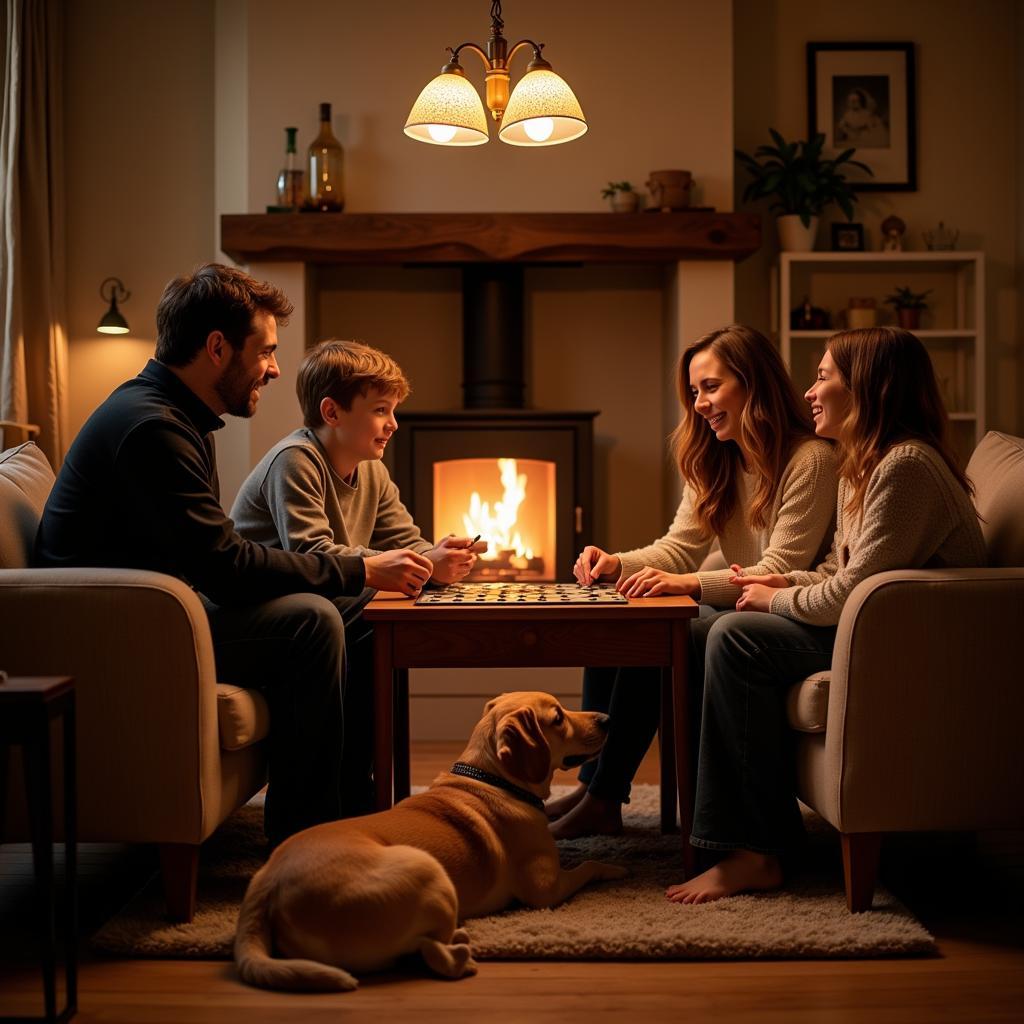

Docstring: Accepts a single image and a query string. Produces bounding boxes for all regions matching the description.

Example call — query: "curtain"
[0,0,68,465]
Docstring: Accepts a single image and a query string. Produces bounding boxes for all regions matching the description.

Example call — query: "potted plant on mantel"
[601,181,640,213]
[885,285,933,330]
[736,130,871,251]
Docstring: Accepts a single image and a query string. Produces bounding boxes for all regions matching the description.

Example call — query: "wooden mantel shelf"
[220,212,760,265]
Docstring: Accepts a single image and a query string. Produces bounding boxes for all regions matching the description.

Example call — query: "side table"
[0,675,77,1024]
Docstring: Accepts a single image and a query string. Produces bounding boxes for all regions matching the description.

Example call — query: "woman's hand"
[619,567,699,598]
[574,546,621,586]
[728,564,789,590]
[734,582,780,612]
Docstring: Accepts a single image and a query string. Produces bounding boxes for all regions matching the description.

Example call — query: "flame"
[462,458,535,563]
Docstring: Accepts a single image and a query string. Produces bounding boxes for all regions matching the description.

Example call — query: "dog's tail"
[234,864,359,992]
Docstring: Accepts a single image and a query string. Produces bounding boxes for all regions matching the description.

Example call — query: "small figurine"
[790,297,830,331]
[880,215,906,252]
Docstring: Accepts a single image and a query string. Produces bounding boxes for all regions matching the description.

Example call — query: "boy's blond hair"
[296,340,410,428]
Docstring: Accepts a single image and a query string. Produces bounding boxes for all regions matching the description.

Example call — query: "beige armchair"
[0,441,269,921]
[789,431,1024,910]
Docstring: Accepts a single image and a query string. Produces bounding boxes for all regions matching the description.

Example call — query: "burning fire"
[462,458,536,568]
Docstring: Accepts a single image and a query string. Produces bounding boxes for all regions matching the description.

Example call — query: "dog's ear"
[496,707,551,784]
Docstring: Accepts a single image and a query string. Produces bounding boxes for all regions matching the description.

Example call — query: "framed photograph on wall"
[807,42,916,191]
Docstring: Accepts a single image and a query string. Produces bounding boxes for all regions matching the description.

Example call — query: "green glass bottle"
[308,103,344,212]
[276,127,304,210]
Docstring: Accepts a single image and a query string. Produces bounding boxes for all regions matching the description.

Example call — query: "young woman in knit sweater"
[548,324,839,839]
[666,326,987,904]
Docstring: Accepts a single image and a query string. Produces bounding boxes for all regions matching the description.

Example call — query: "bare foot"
[665,850,782,904]
[544,783,588,821]
[548,792,623,840]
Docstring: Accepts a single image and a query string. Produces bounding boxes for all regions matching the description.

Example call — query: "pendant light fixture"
[404,0,587,148]
[97,278,131,335]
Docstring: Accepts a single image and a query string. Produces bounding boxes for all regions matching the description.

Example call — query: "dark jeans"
[690,611,836,856]
[579,604,731,803]
[203,587,376,845]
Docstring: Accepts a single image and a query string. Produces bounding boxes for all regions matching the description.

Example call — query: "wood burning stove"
[387,408,595,583]
[386,263,595,583]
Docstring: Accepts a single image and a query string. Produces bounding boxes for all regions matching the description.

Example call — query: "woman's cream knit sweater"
[617,438,837,608]
[771,441,987,626]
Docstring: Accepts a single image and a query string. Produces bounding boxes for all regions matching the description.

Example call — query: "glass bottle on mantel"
[307,102,344,211]
[276,127,304,210]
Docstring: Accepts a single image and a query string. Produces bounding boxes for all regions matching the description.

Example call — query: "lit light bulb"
[522,117,554,143]
[426,123,458,143]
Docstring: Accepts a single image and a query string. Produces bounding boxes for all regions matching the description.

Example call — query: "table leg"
[394,669,410,802]
[63,699,77,1015]
[671,619,696,878]
[658,670,678,833]
[24,709,57,1022]
[373,622,395,811]
[0,741,8,841]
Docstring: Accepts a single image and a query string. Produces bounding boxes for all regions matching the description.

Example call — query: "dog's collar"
[449,762,545,812]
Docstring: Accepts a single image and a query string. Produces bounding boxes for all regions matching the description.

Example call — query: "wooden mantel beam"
[220,212,760,265]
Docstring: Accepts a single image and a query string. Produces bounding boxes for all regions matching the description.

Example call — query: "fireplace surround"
[221,210,761,581]
[220,210,759,735]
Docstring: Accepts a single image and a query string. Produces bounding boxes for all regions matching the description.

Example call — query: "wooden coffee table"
[363,592,699,874]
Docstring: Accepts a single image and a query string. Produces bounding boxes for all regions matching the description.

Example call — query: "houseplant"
[736,130,871,251]
[601,181,639,213]
[884,285,933,330]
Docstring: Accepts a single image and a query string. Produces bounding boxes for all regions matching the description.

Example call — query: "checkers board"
[415,582,627,605]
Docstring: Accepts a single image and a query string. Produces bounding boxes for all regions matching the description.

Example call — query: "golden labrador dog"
[235,690,627,991]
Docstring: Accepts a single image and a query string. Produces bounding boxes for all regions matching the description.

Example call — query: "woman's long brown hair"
[669,325,816,538]
[827,327,972,519]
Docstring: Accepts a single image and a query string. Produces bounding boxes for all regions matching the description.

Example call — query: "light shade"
[404,70,489,146]
[498,67,587,147]
[97,278,130,335]
[97,300,129,334]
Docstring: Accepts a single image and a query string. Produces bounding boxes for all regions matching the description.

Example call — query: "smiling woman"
[678,326,987,905]
[551,324,840,841]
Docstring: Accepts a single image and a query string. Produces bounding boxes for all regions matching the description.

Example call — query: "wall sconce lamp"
[404,0,587,148]
[97,278,130,335]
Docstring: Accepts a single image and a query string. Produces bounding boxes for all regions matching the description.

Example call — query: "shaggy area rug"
[91,787,935,960]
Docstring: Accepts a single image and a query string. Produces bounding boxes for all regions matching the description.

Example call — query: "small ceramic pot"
[777,214,819,252]
[610,191,639,213]
[897,308,922,330]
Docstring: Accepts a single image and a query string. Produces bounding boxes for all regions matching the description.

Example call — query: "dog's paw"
[451,927,471,945]
[419,937,478,980]
[596,861,629,881]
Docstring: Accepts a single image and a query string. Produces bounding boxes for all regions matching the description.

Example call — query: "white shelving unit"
[776,251,986,450]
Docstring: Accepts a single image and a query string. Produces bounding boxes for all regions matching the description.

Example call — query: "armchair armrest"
[0,567,225,843]
[818,567,1024,833]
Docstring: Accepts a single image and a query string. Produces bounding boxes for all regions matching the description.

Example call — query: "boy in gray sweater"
[232,339,482,810]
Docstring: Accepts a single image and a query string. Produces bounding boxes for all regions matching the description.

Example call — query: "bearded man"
[35,263,431,845]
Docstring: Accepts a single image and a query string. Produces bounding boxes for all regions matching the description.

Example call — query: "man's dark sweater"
[35,360,365,605]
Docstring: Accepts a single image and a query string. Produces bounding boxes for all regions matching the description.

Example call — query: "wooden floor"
[2,743,1023,1023]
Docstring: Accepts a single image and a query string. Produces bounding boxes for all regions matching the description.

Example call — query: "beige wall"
[60,1,1022,738]
[733,0,1022,434]
[60,0,736,738]
[64,0,215,436]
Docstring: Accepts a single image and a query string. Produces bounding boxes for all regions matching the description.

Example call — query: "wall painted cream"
[733,0,1022,435]
[61,0,1019,738]
[211,0,736,737]
[64,0,215,437]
